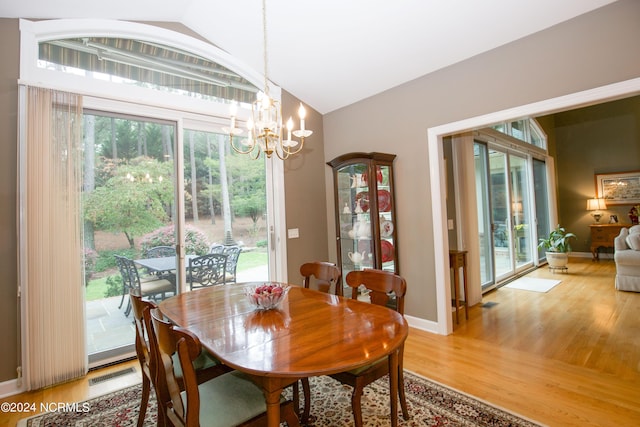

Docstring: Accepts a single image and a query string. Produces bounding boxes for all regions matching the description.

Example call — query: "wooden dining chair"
[300,261,343,296]
[329,269,410,427]
[129,292,231,427]
[187,253,227,290]
[148,308,300,427]
[292,261,343,422]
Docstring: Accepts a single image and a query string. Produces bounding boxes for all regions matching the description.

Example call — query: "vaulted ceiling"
[1,0,617,114]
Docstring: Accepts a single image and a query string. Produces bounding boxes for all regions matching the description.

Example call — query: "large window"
[19,19,286,370]
[491,118,546,149]
[37,36,257,105]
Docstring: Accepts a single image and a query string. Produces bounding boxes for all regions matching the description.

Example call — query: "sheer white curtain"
[19,86,87,389]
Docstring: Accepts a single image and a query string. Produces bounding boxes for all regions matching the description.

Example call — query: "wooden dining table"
[158,282,409,427]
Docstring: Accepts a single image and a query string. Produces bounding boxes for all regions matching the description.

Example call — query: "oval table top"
[159,282,409,378]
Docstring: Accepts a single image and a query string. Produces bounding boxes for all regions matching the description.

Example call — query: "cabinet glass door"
[377,165,396,273]
[336,162,374,278]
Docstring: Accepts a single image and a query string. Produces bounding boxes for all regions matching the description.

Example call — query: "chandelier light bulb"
[298,103,306,131]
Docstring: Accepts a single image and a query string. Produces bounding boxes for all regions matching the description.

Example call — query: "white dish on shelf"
[380,220,394,238]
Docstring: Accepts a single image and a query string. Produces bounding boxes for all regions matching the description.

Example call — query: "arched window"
[19,19,286,374]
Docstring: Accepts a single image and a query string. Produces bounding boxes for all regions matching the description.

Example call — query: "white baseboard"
[405,314,441,334]
[571,251,614,260]
[0,378,25,399]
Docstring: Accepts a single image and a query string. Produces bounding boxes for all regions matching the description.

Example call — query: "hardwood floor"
[405,258,640,426]
[2,258,639,426]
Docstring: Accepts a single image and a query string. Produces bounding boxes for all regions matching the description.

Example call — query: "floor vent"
[89,367,136,386]
[482,301,498,308]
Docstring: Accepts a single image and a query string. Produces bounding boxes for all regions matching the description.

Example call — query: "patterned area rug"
[19,371,542,426]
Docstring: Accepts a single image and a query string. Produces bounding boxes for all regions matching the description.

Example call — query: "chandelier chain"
[225,0,312,159]
[262,0,269,96]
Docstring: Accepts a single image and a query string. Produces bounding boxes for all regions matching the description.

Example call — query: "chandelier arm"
[230,135,257,156]
[274,146,289,161]
[250,146,264,160]
[283,139,305,156]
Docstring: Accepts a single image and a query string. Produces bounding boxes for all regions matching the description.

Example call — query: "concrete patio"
[86,265,269,356]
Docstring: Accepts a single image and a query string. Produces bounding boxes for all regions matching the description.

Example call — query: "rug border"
[403,369,548,427]
[15,382,143,427]
[17,371,545,427]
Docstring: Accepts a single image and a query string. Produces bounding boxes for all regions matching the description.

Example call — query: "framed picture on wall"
[595,171,640,205]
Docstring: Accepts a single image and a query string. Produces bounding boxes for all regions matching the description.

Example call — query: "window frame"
[18,18,289,282]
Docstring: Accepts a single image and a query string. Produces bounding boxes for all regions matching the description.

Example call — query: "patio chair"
[148,307,299,427]
[144,245,176,258]
[210,244,242,283]
[188,253,227,290]
[115,255,175,316]
[328,269,409,427]
[143,245,177,282]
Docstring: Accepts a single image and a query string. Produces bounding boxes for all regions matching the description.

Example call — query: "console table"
[590,223,627,261]
[449,250,468,324]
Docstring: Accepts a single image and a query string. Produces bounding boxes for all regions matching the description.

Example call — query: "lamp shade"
[587,198,607,211]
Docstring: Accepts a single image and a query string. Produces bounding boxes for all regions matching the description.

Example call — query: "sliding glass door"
[533,158,550,262]
[510,154,533,271]
[474,142,536,289]
[84,112,271,366]
[181,125,269,285]
[489,149,513,281]
[84,112,178,364]
[474,143,494,289]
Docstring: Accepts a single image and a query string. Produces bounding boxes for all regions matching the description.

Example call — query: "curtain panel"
[19,86,87,389]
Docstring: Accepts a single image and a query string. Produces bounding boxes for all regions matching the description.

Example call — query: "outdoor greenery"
[84,157,174,248]
[139,225,210,255]
[82,114,270,299]
[94,248,138,272]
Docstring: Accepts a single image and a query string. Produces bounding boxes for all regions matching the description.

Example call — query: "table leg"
[388,350,399,427]
[257,377,300,427]
[264,388,282,427]
[462,259,469,320]
[452,266,460,324]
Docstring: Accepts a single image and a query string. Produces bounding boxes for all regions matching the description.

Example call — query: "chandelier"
[224,0,312,160]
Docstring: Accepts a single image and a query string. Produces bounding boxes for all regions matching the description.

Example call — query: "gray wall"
[323,0,640,322]
[282,89,329,283]
[0,18,19,383]
[541,96,640,254]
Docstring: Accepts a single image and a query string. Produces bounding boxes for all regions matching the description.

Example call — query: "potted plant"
[538,225,577,270]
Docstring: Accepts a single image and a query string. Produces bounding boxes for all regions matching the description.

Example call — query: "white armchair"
[613,225,640,292]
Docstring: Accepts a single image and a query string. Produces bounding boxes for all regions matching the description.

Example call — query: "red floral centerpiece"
[246,283,290,310]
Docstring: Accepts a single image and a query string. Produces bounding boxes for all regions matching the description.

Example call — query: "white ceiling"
[1,0,617,114]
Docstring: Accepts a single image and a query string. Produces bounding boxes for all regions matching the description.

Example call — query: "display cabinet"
[327,152,398,289]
